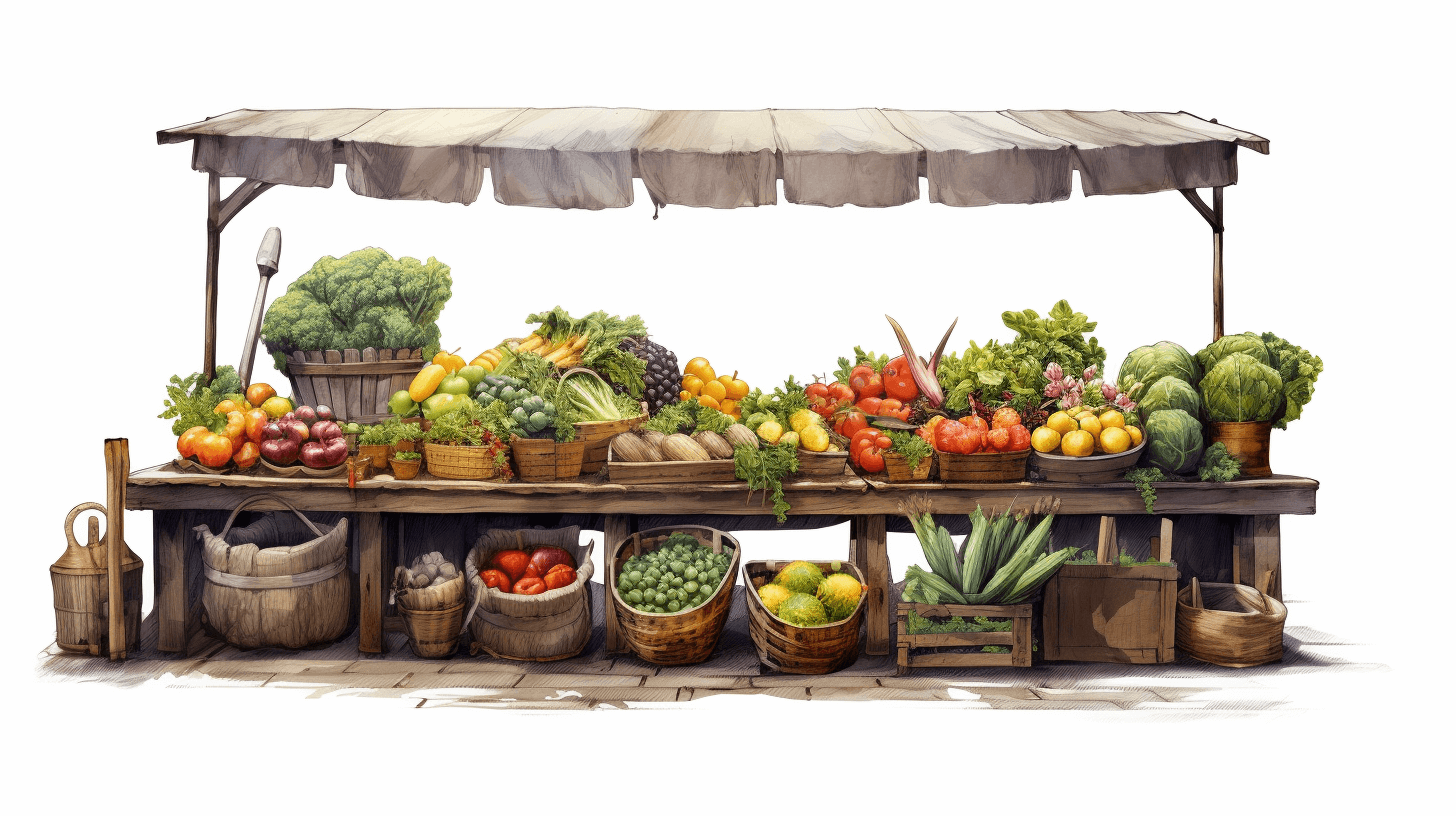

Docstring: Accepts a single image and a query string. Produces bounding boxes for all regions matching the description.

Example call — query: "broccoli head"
[261,248,452,370]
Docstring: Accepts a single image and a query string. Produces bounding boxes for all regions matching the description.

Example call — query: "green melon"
[774,560,825,595]
[817,572,863,621]
[775,592,828,627]
[757,583,794,615]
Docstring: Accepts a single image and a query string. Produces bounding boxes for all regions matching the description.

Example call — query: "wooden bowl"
[172,457,233,475]
[259,459,350,478]
[1030,439,1147,483]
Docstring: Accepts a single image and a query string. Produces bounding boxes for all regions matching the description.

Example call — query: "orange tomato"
[701,379,727,402]
[1007,424,1031,451]
[245,382,276,408]
[960,415,990,434]
[697,394,721,410]
[177,425,209,459]
[195,432,235,468]
[986,427,1011,451]
[991,407,1021,430]
[243,409,270,444]
[232,441,260,469]
[432,350,466,373]
[681,374,704,397]
[222,410,247,452]
[720,372,750,401]
[214,399,243,415]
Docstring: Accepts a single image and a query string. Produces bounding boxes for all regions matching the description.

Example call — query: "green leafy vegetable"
[262,248,452,371]
[1116,341,1201,398]
[641,400,735,436]
[1123,467,1167,514]
[524,307,648,397]
[1260,332,1322,429]
[1144,409,1205,475]
[1067,547,1173,567]
[1199,353,1284,423]
[1197,442,1242,483]
[557,369,630,422]
[733,441,799,523]
[159,371,228,436]
[937,300,1105,412]
[833,346,890,383]
[1136,376,1201,424]
[1195,332,1270,373]
[736,377,809,427]
[886,429,933,469]
[358,424,393,446]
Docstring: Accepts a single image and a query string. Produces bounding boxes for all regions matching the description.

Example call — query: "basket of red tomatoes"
[930,406,1033,483]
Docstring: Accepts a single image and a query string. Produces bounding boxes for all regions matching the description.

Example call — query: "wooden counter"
[127,464,1317,658]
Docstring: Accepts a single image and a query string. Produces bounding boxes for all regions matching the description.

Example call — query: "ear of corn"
[959,508,992,596]
[963,512,1056,604]
[1001,547,1077,604]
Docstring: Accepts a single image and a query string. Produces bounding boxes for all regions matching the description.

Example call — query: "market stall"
[73,107,1315,675]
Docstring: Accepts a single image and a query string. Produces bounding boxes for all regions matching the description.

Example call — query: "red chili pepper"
[542,563,577,590]
[479,569,512,592]
[512,575,547,595]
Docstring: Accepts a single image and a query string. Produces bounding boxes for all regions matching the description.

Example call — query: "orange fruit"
[991,407,1021,430]
[682,374,704,396]
[721,372,750,401]
[214,399,244,415]
[1125,426,1144,447]
[719,399,738,415]
[1078,415,1103,437]
[1031,427,1061,453]
[679,390,692,402]
[697,394,721,410]
[245,382,276,408]
[1100,426,1132,454]
[701,379,728,402]
[684,357,715,382]
[1046,411,1077,435]
[260,396,293,419]
[1060,429,1095,457]
[1098,410,1126,430]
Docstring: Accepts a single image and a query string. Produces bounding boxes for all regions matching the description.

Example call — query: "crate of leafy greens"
[894,496,1073,673]
[554,367,648,474]
[608,526,740,665]
[474,361,584,482]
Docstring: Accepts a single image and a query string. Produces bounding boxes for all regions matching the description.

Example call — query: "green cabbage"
[1195,332,1269,375]
[1144,409,1205,475]
[1137,377,1200,424]
[1260,332,1323,429]
[1200,353,1283,423]
[1116,341,1200,398]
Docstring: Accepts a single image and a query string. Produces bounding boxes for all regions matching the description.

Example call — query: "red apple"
[527,546,575,577]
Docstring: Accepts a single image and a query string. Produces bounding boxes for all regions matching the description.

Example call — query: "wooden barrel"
[463,527,594,661]
[508,438,586,482]
[575,411,648,474]
[197,498,353,650]
[51,503,143,655]
[937,449,1030,482]
[607,525,740,665]
[880,451,933,482]
[1209,421,1273,477]
[278,347,424,424]
[743,559,867,674]
[1176,579,1286,667]
[396,573,465,658]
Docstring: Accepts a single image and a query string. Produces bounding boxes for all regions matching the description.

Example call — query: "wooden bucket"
[463,528,594,661]
[389,457,421,480]
[509,438,586,483]
[937,449,1030,483]
[575,411,648,474]
[395,573,466,659]
[607,525,740,665]
[880,451,933,482]
[356,444,391,469]
[743,559,867,674]
[1176,577,1286,667]
[606,446,737,484]
[1209,421,1273,477]
[279,347,424,423]
[792,449,849,479]
[197,497,353,650]
[51,503,143,655]
[423,442,501,480]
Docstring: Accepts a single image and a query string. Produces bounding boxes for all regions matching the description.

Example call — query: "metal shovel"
[239,227,282,388]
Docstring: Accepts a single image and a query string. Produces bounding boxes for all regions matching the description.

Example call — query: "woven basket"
[937,449,1030,482]
[423,442,501,480]
[607,525,740,665]
[1176,577,1286,667]
[880,451,933,482]
[743,559,867,674]
[463,528,594,661]
[510,438,586,482]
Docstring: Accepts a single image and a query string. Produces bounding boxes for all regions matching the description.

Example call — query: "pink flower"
[1101,382,1119,401]
[1044,362,1064,382]
[1115,394,1137,411]
[1083,365,1098,382]
[1045,381,1064,398]
[1061,394,1080,411]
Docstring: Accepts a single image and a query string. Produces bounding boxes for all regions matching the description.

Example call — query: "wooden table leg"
[602,514,632,654]
[1235,515,1282,602]
[356,512,387,654]
[862,514,888,655]
[154,509,197,655]
[848,515,866,576]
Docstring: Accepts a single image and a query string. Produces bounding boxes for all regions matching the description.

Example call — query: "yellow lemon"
[1125,426,1144,447]
[1078,415,1103,437]
[701,379,728,403]
[800,424,830,452]
[757,420,784,445]
[1061,429,1095,457]
[1100,426,1132,454]
[684,357,715,381]
[1031,426,1062,453]
[682,374,704,396]
[779,430,801,449]
[789,408,822,433]
[1099,410,1126,429]
[1046,411,1077,435]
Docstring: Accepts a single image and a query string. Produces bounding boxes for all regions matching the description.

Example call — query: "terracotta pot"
[1209,421,1273,477]
[389,457,421,480]
[357,444,391,469]
[393,439,417,455]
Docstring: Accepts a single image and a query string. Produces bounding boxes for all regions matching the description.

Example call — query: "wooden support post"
[848,515,868,577]
[1235,515,1282,601]
[1150,517,1174,563]
[1212,186,1225,341]
[1096,515,1117,564]
[602,514,633,653]
[862,514,888,655]
[103,438,128,660]
[356,512,386,654]
[154,510,197,655]
[204,172,221,383]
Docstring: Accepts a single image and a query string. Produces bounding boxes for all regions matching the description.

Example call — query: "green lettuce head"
[1116,341,1201,399]
[1137,377,1201,425]
[1200,353,1284,423]
[1195,332,1270,375]
[1260,332,1323,429]
[1144,408,1205,475]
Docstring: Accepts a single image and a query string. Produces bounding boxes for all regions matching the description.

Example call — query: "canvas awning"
[159,107,1266,210]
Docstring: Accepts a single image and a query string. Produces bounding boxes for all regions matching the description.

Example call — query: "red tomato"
[849,365,884,399]
[543,563,577,590]
[490,549,530,582]
[195,432,234,468]
[856,396,883,416]
[858,450,885,472]
[992,407,1021,430]
[479,569,512,592]
[805,382,831,416]
[1007,424,1031,451]
[243,409,271,445]
[527,546,575,577]
[177,425,210,459]
[827,381,856,405]
[232,441,260,469]
[959,415,989,434]
[512,575,547,595]
[935,420,973,454]
[986,427,1011,452]
[835,410,870,439]
[881,356,919,402]
[963,427,985,454]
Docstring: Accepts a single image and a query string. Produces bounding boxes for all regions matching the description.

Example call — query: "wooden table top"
[126,463,1318,516]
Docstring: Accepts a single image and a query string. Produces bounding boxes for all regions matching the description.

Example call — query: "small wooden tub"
[791,448,849,479]
[395,573,466,659]
[937,448,1030,483]
[608,525,740,665]
[1176,578,1286,667]
[510,437,586,482]
[743,559,867,674]
[878,451,933,483]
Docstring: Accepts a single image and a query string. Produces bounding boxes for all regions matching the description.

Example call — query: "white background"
[2,2,1447,811]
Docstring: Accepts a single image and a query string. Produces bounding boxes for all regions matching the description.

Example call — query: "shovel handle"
[255,227,281,274]
[240,228,282,387]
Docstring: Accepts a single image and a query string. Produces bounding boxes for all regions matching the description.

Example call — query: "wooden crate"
[606,446,737,484]
[575,411,648,474]
[1042,516,1178,664]
[937,448,1030,482]
[896,602,1033,674]
[281,347,424,423]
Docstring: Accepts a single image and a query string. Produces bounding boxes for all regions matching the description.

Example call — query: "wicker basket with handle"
[607,525,740,665]
[423,442,502,480]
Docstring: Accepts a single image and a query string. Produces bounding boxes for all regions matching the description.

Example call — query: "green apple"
[457,365,487,389]
[437,374,472,396]
[388,389,420,417]
[422,392,466,421]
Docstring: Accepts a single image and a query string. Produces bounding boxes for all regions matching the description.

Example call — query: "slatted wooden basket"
[463,527,594,661]
[743,559,867,674]
[575,410,649,474]
[791,448,850,479]
[879,451,933,482]
[1176,572,1286,668]
[937,448,1030,483]
[509,437,586,482]
[608,525,740,665]
[276,346,424,424]
[394,572,465,658]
